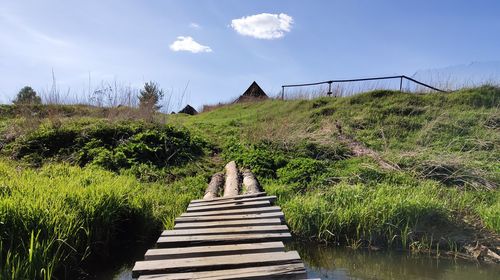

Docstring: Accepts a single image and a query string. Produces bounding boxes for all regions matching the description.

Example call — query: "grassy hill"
[0,86,498,278]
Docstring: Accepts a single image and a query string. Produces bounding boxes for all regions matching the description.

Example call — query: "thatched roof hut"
[234,81,268,103]
[178,104,198,115]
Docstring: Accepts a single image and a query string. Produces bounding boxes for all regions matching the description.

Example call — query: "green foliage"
[222,140,286,178]
[13,86,41,105]
[138,81,164,111]
[0,160,205,279]
[1,85,499,275]
[282,182,448,243]
[477,190,500,233]
[277,158,326,191]
[8,120,206,172]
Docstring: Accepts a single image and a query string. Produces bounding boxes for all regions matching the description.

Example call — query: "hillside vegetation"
[0,86,499,278]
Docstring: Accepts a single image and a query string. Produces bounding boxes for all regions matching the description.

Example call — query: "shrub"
[222,140,286,178]
[13,86,41,105]
[8,120,206,172]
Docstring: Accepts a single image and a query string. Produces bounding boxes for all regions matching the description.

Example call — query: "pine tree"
[13,86,41,105]
[138,82,164,111]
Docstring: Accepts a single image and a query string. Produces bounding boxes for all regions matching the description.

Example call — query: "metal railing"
[281,75,450,99]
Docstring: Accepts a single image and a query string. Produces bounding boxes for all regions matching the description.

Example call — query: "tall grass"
[0,161,205,278]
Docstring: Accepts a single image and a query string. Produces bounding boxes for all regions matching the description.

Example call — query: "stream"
[96,242,500,280]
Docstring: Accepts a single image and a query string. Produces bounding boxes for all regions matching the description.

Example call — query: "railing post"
[281,86,285,100]
[399,76,403,92]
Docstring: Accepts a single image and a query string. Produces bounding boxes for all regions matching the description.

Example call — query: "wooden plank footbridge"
[132,161,318,279]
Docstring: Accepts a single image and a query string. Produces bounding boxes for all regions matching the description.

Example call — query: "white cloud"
[189,22,201,29]
[231,13,293,39]
[169,36,212,53]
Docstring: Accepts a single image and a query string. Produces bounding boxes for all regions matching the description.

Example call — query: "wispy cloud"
[169,36,212,53]
[189,22,201,29]
[231,13,293,39]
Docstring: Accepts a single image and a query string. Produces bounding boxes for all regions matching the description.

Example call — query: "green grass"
[0,160,205,279]
[0,85,499,276]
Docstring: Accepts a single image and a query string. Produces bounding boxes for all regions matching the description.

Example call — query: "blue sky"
[1,0,499,109]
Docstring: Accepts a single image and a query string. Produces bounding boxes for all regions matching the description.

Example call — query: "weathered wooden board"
[133,191,316,279]
[188,196,276,208]
[138,263,307,280]
[190,192,267,204]
[144,242,285,260]
[186,200,271,213]
[161,225,289,236]
[173,218,283,229]
[156,232,292,248]
[180,206,281,217]
[175,212,284,223]
[132,251,302,277]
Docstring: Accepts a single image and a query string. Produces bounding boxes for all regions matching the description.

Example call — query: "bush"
[13,86,41,105]
[8,120,206,172]
[222,140,286,178]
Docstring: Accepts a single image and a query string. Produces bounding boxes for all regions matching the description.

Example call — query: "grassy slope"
[0,86,499,277]
[170,86,499,247]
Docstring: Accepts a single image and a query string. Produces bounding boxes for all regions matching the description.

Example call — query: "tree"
[138,81,164,111]
[13,86,41,105]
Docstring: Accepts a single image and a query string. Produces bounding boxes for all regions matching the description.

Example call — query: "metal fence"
[281,75,450,100]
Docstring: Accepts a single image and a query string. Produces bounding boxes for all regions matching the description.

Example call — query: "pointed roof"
[242,81,268,98]
[234,81,269,103]
[178,104,198,115]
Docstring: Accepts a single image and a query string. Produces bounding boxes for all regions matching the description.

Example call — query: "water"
[291,242,500,280]
[103,243,500,280]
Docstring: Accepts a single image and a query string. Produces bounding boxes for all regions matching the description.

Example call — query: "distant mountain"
[412,61,500,90]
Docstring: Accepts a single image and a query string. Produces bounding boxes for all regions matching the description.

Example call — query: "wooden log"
[204,172,224,200]
[223,161,240,197]
[242,169,261,194]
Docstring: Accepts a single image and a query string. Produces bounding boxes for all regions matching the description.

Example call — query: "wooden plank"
[190,192,267,204]
[188,196,276,208]
[187,200,270,213]
[144,242,285,260]
[132,251,302,277]
[174,218,283,229]
[175,212,284,223]
[138,263,307,280]
[161,225,289,236]
[155,232,292,248]
[180,206,281,217]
